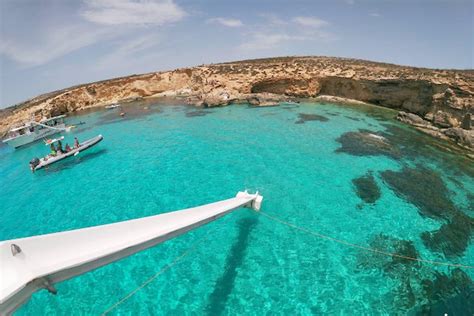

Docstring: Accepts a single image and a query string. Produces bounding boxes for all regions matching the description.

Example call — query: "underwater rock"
[352,172,381,204]
[382,166,474,257]
[358,234,473,314]
[380,124,474,177]
[467,192,474,212]
[344,115,361,121]
[185,110,213,117]
[381,166,456,220]
[421,213,473,257]
[393,278,417,310]
[295,113,329,124]
[420,268,472,309]
[335,130,399,158]
[357,234,420,276]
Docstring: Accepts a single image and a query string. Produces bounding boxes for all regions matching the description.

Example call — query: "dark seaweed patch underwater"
[295,113,329,124]
[352,171,381,204]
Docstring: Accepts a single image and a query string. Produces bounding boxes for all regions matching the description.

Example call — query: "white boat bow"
[0,191,263,314]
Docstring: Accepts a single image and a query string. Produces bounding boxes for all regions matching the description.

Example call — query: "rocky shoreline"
[1,56,472,152]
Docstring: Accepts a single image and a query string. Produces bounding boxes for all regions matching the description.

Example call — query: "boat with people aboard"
[29,135,103,172]
[2,115,71,148]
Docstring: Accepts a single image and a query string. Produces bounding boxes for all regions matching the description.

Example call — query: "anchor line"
[101,216,232,315]
[258,210,474,270]
[102,208,473,314]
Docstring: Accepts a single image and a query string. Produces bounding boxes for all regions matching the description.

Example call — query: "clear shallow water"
[1,101,473,315]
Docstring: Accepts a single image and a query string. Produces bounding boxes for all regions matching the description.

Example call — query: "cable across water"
[102,209,473,314]
[101,217,231,315]
[258,210,474,270]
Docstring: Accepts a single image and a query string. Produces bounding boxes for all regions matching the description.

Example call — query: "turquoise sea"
[1,101,473,315]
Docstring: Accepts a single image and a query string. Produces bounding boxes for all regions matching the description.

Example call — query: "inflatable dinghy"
[30,135,103,172]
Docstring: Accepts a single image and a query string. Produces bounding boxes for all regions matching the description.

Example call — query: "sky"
[0,0,473,108]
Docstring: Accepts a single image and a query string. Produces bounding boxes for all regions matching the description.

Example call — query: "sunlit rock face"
[1,57,472,149]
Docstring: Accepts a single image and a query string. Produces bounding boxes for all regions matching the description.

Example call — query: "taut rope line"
[258,211,474,270]
[101,216,231,315]
[102,210,472,314]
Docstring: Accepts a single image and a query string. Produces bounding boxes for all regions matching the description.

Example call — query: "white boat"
[2,115,69,148]
[0,191,263,314]
[30,135,103,172]
[105,103,120,109]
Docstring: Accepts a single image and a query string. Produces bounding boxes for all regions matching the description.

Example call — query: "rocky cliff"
[1,57,473,150]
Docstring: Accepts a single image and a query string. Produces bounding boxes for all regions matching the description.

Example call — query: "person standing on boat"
[74,137,79,148]
[65,143,71,152]
[56,139,64,154]
[50,144,57,156]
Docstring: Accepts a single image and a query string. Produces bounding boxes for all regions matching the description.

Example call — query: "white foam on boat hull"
[0,191,263,314]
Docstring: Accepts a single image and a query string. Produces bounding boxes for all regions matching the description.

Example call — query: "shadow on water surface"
[37,149,107,175]
[206,217,258,315]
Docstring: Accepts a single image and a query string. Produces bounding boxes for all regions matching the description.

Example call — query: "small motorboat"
[29,135,103,172]
[105,103,120,109]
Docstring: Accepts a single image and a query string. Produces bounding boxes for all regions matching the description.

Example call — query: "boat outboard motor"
[29,157,40,172]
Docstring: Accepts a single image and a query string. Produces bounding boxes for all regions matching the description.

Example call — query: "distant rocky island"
[1,56,472,151]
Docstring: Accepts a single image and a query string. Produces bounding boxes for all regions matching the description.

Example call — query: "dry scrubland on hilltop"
[1,57,473,150]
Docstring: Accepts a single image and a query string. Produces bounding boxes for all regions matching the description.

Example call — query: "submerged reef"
[185,109,213,117]
[421,213,473,257]
[335,130,399,158]
[357,234,420,276]
[380,166,456,220]
[344,115,361,121]
[380,124,474,178]
[356,234,474,313]
[418,269,473,314]
[295,113,329,124]
[352,172,381,204]
[381,166,473,257]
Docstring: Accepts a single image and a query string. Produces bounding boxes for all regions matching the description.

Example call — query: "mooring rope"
[258,210,474,270]
[102,208,473,314]
[101,217,230,315]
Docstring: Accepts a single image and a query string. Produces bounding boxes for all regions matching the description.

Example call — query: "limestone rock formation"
[396,111,430,127]
[1,56,473,150]
[443,128,474,148]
